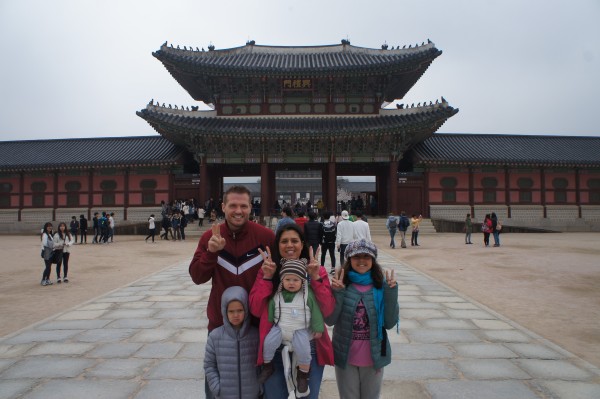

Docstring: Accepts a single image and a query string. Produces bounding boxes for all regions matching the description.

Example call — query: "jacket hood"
[220,286,250,337]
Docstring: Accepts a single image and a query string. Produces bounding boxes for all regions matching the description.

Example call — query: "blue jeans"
[493,230,500,246]
[263,341,324,399]
[388,228,396,247]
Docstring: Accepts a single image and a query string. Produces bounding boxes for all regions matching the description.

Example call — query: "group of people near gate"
[385,211,423,249]
[39,211,116,286]
[190,186,399,399]
[464,212,502,247]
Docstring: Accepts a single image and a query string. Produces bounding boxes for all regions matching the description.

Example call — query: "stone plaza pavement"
[1,252,600,399]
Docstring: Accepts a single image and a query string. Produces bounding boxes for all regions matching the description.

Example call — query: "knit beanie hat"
[344,239,378,261]
[279,258,308,281]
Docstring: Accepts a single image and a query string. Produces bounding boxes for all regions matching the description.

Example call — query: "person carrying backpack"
[398,211,410,248]
[386,213,399,248]
[320,211,337,274]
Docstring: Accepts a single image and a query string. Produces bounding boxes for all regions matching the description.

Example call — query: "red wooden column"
[327,161,337,213]
[389,159,399,214]
[53,170,58,221]
[124,168,129,221]
[260,161,270,219]
[199,157,208,207]
[88,169,94,219]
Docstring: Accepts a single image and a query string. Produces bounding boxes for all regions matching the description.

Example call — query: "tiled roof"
[153,41,441,103]
[154,42,440,77]
[0,136,185,172]
[137,104,459,146]
[411,134,600,167]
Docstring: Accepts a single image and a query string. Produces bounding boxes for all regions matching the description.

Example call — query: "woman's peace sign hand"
[207,223,226,253]
[386,269,397,288]
[258,246,276,280]
[331,268,345,291]
[307,246,321,281]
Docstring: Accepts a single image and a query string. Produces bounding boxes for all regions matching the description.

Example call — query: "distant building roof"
[411,134,600,167]
[137,103,458,151]
[153,41,441,103]
[0,136,185,172]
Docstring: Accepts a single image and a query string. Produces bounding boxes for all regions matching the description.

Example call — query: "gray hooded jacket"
[204,286,260,399]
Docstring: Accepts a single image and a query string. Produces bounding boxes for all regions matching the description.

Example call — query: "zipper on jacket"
[237,339,242,398]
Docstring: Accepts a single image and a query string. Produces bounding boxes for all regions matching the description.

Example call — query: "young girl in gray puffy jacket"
[204,286,260,399]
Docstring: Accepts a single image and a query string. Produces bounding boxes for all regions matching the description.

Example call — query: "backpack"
[388,217,397,230]
[322,221,336,243]
[399,216,410,230]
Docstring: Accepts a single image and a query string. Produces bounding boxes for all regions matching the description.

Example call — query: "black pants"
[80,230,87,243]
[339,243,348,265]
[57,252,69,278]
[145,228,156,242]
[321,242,336,269]
[42,259,52,280]
[54,250,65,278]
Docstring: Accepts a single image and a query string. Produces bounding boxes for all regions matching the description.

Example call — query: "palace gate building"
[1,39,600,231]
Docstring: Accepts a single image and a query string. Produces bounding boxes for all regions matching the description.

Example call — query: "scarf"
[348,270,384,340]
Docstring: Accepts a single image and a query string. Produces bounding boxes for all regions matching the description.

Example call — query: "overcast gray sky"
[1,0,599,141]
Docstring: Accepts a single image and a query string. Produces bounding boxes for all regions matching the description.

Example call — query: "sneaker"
[329,269,335,275]
[64,277,69,283]
[41,279,45,286]
[258,362,274,385]
[296,367,310,394]
[46,279,53,285]
[57,278,62,284]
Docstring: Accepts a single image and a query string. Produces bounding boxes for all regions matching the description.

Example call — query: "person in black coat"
[79,215,88,244]
[304,211,323,255]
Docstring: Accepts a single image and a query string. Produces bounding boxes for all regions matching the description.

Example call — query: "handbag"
[42,246,53,261]
[496,222,502,231]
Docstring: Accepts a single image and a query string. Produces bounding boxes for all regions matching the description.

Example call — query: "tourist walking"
[465,214,473,244]
[108,212,115,242]
[398,211,410,248]
[335,210,355,262]
[320,211,337,275]
[385,213,398,248]
[327,239,399,399]
[40,222,54,286]
[304,211,323,255]
[275,207,295,234]
[189,185,275,399]
[482,214,492,246]
[79,214,88,244]
[92,212,100,244]
[491,212,501,247]
[353,210,371,241]
[197,206,206,227]
[53,222,72,283]
[69,216,79,244]
[145,214,156,243]
[250,224,334,399]
[410,214,423,246]
[179,210,187,240]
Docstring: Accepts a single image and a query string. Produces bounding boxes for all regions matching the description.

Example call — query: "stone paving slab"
[0,255,599,398]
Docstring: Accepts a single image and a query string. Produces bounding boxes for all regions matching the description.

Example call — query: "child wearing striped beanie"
[258,258,324,396]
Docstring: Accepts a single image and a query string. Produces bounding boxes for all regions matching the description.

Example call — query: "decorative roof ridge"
[0,135,165,145]
[381,97,455,115]
[144,101,216,116]
[429,133,600,140]
[157,39,437,57]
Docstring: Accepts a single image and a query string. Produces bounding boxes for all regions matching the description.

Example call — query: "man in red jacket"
[189,185,275,398]
[189,185,275,331]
